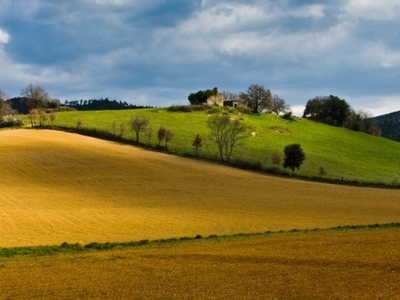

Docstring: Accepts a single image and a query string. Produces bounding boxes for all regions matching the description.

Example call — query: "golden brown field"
[1,129,399,247]
[1,229,399,299]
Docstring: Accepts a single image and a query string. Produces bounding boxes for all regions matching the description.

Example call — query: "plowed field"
[1,229,399,299]
[0,129,399,247]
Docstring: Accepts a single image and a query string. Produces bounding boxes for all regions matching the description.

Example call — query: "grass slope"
[36,107,400,183]
[1,129,399,247]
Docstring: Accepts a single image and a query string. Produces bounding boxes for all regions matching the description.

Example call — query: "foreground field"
[1,228,399,299]
[1,129,399,247]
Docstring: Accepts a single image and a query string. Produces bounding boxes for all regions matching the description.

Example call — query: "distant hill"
[374,111,400,142]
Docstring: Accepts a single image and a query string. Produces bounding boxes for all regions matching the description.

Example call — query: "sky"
[1,0,400,116]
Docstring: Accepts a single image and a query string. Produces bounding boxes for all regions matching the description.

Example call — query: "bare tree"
[76,118,83,130]
[240,84,272,113]
[207,114,248,163]
[157,127,166,147]
[270,94,290,114]
[221,91,239,102]
[28,109,39,127]
[112,120,118,136]
[192,134,203,156]
[21,84,50,109]
[119,121,127,138]
[49,111,57,126]
[130,116,149,143]
[270,151,282,171]
[0,89,13,116]
[145,127,153,145]
[164,129,174,150]
[39,110,48,126]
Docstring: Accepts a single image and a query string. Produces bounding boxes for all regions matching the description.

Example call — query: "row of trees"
[189,84,290,115]
[65,98,152,111]
[303,95,381,135]
[109,113,306,175]
[1,85,149,115]
[189,86,380,135]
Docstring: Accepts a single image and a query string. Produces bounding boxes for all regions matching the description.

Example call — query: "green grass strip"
[1,222,399,259]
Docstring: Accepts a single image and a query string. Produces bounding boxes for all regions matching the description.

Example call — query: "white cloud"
[289,4,325,19]
[349,95,400,116]
[341,0,400,21]
[0,29,9,44]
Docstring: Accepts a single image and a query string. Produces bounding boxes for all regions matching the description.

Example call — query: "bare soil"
[0,228,399,299]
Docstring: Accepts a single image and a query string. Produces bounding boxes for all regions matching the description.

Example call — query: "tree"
[344,109,381,136]
[270,94,290,114]
[240,84,272,113]
[188,87,218,105]
[145,127,153,145]
[0,89,13,116]
[28,109,39,127]
[39,110,48,126]
[49,111,57,126]
[157,127,166,147]
[164,129,174,150]
[283,144,306,174]
[270,151,282,171]
[192,134,203,156]
[20,84,50,110]
[303,95,350,127]
[207,114,248,163]
[130,116,149,143]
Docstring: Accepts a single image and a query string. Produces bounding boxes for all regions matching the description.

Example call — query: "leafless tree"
[192,134,203,156]
[49,111,57,126]
[240,84,272,113]
[21,84,50,109]
[270,151,282,171]
[157,127,166,147]
[207,114,248,163]
[0,89,13,116]
[39,110,48,126]
[164,129,174,150]
[270,94,290,114]
[28,109,39,127]
[130,116,149,143]
[145,127,153,145]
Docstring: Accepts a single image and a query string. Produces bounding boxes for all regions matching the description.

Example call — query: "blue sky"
[1,0,400,116]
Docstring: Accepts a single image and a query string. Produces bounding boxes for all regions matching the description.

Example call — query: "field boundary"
[23,126,400,189]
[1,222,399,259]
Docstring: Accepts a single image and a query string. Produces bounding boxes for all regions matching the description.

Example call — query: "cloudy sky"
[1,0,400,116]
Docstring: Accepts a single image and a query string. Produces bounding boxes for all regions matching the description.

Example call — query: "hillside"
[1,129,400,247]
[375,110,400,142]
[33,107,400,184]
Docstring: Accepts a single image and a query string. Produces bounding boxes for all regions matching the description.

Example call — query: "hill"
[30,107,400,184]
[1,129,399,247]
[374,110,400,142]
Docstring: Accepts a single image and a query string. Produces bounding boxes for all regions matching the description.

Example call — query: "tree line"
[105,112,306,176]
[0,84,151,116]
[65,98,153,111]
[189,85,380,136]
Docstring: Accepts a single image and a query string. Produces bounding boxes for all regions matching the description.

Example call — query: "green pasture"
[22,107,400,183]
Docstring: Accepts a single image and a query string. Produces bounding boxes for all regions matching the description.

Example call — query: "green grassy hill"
[24,107,400,183]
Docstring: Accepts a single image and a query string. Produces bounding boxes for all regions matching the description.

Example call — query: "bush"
[0,116,24,128]
[168,105,193,112]
[234,158,263,171]
[282,111,294,120]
